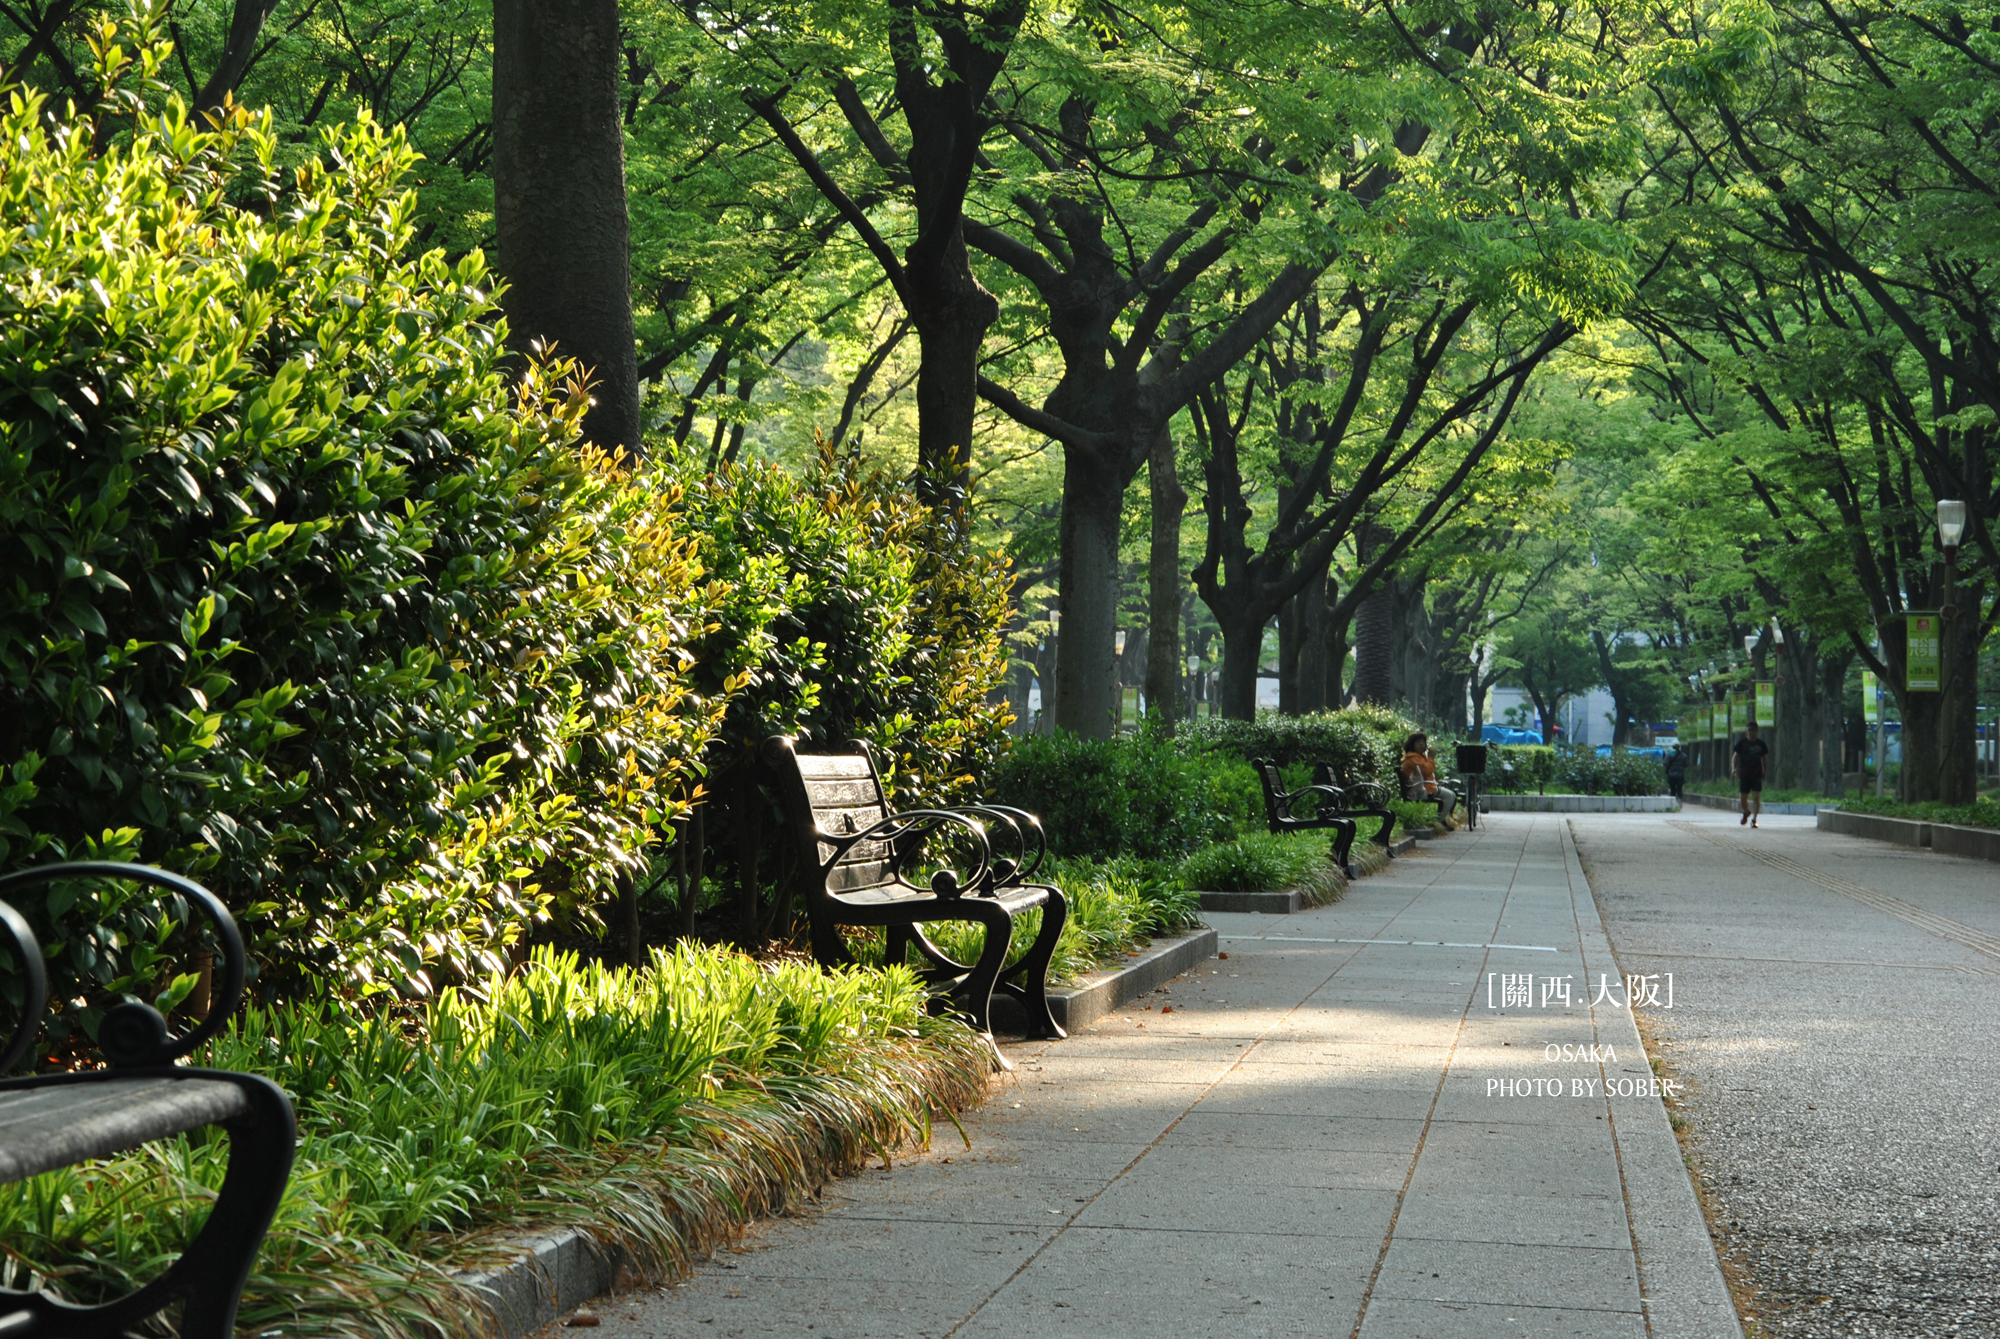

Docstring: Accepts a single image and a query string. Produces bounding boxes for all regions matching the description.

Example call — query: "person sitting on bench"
[1399,732,1457,825]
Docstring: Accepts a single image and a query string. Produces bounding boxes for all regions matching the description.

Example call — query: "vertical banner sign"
[1862,669,1879,725]
[1906,612,1941,692]
[1756,681,1775,727]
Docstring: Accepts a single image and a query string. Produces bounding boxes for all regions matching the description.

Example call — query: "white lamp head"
[1744,634,1758,657]
[1048,610,1060,634]
[1770,620,1785,647]
[1937,499,1967,552]
[1114,629,1127,656]
[1186,653,1200,674]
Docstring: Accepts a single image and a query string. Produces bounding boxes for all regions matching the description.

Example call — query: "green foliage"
[676,448,1014,810]
[1181,707,1408,790]
[1390,799,1442,835]
[984,731,1259,861]
[0,944,991,1339]
[1178,832,1343,905]
[1553,748,1667,797]
[1488,745,1558,794]
[0,38,729,1011]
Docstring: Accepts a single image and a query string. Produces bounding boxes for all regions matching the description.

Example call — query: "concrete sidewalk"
[590,817,1739,1339]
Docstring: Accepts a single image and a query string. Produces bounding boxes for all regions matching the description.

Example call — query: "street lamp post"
[1937,499,1967,796]
[1186,652,1201,722]
[1113,629,1127,733]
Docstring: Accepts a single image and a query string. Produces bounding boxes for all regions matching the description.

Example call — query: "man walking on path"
[1665,743,1688,803]
[1733,720,1770,826]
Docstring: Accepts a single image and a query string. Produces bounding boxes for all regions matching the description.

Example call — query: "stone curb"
[455,1228,629,1338]
[1035,926,1219,1032]
[1195,888,1301,914]
[1681,792,1832,816]
[1483,794,1679,812]
[1817,807,2000,862]
[1386,835,1419,856]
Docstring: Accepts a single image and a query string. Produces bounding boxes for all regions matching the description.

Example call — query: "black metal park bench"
[1250,759,1397,880]
[763,736,1068,1039]
[0,862,295,1339]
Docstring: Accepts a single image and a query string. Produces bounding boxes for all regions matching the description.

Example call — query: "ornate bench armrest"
[940,804,1048,883]
[1276,783,1350,823]
[819,810,994,898]
[0,862,246,1070]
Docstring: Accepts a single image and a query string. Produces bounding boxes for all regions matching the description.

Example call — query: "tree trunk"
[1054,454,1123,737]
[1216,614,1263,719]
[907,233,998,491]
[1295,566,1331,715]
[493,0,642,457]
[1349,583,1394,707]
[1278,581,1302,715]
[1144,427,1187,730]
[1819,649,1854,797]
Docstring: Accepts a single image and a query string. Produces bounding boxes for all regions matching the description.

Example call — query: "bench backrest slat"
[766,738,901,898]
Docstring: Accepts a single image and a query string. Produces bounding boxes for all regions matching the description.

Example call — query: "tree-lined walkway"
[593,818,1738,1339]
[1578,811,2000,1338]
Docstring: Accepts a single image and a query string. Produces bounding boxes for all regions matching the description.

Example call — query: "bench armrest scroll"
[0,901,45,1075]
[0,862,245,1069]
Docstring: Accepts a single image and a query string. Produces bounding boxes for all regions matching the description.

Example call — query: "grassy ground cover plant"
[1178,831,1345,906]
[0,945,988,1339]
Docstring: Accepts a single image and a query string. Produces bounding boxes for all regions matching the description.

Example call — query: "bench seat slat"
[0,1077,250,1184]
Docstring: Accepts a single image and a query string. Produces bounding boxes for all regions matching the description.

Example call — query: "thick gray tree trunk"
[493,0,643,456]
[1144,428,1187,731]
[1348,530,1394,706]
[1054,459,1124,735]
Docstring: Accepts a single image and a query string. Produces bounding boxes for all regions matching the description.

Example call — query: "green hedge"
[1180,706,1409,790]
[984,730,1261,860]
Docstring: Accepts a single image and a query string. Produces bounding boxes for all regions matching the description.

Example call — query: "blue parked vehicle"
[1482,725,1544,746]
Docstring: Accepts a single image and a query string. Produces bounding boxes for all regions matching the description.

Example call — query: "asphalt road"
[1574,810,2000,1338]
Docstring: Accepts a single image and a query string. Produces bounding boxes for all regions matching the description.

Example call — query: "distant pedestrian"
[1732,722,1770,828]
[1399,732,1458,826]
[1665,744,1688,803]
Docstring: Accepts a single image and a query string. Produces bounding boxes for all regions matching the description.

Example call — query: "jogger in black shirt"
[1733,722,1770,828]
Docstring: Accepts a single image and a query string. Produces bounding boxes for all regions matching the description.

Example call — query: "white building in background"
[1485,685,1620,746]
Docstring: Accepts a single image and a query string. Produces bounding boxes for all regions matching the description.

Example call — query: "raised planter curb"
[457,1228,629,1338]
[1483,794,1679,813]
[1039,927,1219,1031]
[1817,808,2000,862]
[1387,835,1418,856]
[1931,822,2000,863]
[1196,889,1301,914]
[1818,807,1929,847]
[1682,792,1832,816]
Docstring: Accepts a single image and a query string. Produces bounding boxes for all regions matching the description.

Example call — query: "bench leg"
[176,1076,296,1339]
[997,889,1067,1040]
[2,1073,295,1339]
[943,902,1013,1036]
[1331,819,1358,880]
